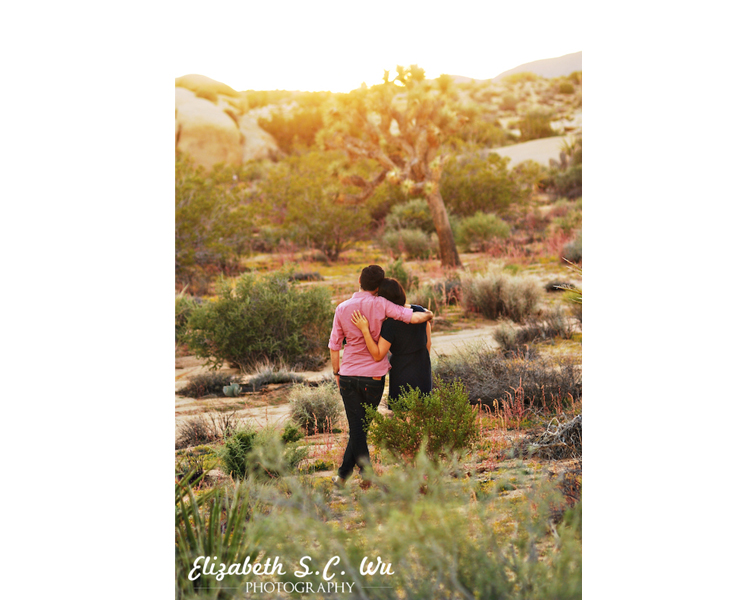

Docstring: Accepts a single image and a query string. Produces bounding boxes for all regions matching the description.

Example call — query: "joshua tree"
[320,65,462,268]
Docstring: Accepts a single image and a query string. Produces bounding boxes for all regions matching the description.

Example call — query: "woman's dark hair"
[360,265,385,291]
[377,278,406,306]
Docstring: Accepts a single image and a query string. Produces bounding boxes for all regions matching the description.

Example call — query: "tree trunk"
[426,189,461,269]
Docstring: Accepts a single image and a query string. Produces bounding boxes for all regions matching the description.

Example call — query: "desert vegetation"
[175,65,582,599]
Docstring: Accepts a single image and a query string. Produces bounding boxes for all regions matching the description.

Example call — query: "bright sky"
[172,0,583,92]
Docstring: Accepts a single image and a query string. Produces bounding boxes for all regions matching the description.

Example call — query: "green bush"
[434,341,582,407]
[176,452,581,600]
[558,81,575,94]
[175,155,255,274]
[184,271,334,370]
[252,151,371,260]
[441,153,529,217]
[280,421,304,444]
[366,380,478,462]
[257,104,324,153]
[379,228,437,260]
[385,258,420,292]
[456,211,511,250]
[219,425,258,480]
[289,381,344,434]
[384,198,435,233]
[175,293,200,343]
[461,272,541,322]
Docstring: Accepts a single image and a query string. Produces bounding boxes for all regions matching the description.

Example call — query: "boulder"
[175,77,281,169]
[175,87,243,170]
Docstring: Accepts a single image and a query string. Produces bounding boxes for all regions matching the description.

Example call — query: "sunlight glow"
[172,0,583,92]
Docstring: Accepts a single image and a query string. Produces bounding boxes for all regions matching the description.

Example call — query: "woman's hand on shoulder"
[351,310,370,332]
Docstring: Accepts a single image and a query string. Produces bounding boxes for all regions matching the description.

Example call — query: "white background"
[2,1,728,598]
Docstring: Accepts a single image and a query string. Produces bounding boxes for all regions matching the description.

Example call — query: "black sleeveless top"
[380,304,433,400]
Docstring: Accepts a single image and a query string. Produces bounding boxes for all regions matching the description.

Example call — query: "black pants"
[337,375,385,481]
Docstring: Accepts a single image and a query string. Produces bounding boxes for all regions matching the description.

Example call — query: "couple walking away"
[328,265,434,487]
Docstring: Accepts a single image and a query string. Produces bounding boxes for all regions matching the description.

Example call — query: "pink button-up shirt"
[328,291,414,377]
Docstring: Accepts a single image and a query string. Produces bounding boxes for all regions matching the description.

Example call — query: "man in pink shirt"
[329,265,433,486]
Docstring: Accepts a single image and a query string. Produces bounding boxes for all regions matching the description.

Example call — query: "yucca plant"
[175,474,262,598]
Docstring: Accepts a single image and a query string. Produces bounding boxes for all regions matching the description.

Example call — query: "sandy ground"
[484,134,577,167]
[174,322,501,434]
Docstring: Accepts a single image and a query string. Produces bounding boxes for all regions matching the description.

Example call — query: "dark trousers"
[337,375,385,481]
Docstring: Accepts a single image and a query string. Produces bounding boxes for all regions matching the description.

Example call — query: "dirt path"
[175,322,501,435]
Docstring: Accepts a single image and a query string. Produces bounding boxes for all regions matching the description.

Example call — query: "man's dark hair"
[359,265,385,292]
[377,278,406,306]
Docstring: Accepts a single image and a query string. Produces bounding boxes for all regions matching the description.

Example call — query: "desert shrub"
[384,198,435,233]
[517,108,556,141]
[409,285,446,315]
[461,272,541,322]
[257,105,324,153]
[568,71,582,85]
[385,258,420,292]
[219,425,258,480]
[242,427,308,479]
[177,372,240,398]
[247,362,306,389]
[366,380,478,462]
[499,93,518,111]
[379,228,437,260]
[494,305,576,354]
[289,271,324,282]
[280,421,304,444]
[441,153,529,217]
[252,151,370,261]
[174,451,208,483]
[558,81,575,94]
[562,231,582,263]
[543,138,582,199]
[175,293,201,343]
[176,452,581,600]
[434,341,582,407]
[175,410,241,449]
[456,211,511,250]
[174,445,219,482]
[175,155,255,277]
[289,381,343,434]
[549,199,582,235]
[184,271,333,370]
[450,106,513,147]
[502,72,539,85]
[176,417,217,449]
[410,278,462,315]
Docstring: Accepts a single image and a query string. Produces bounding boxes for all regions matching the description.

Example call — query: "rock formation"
[175,74,279,170]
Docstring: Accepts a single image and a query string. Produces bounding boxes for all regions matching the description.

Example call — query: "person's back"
[328,265,433,487]
[380,305,432,401]
[329,292,413,377]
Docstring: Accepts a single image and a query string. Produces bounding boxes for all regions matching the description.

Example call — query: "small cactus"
[223,383,241,397]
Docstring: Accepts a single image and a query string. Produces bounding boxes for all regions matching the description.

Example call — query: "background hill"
[492,51,581,81]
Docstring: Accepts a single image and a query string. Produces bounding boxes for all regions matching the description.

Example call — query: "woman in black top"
[351,278,432,402]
